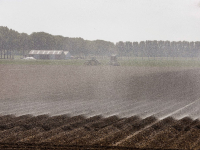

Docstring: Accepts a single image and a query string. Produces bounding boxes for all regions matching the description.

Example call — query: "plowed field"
[0,114,200,149]
[1,64,200,149]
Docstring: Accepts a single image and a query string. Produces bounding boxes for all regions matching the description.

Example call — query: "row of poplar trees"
[0,26,200,57]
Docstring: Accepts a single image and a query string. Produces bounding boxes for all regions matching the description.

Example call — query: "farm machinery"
[109,55,120,66]
[84,57,101,66]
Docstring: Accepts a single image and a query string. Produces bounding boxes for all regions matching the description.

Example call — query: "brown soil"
[0,114,198,149]
[1,65,200,149]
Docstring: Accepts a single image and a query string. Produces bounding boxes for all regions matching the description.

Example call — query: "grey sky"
[0,0,199,43]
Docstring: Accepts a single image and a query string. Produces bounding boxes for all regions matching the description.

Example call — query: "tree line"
[0,26,200,57]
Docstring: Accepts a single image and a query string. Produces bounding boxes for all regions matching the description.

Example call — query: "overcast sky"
[0,0,200,43]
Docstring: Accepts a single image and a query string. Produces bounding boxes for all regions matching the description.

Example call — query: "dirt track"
[1,65,200,119]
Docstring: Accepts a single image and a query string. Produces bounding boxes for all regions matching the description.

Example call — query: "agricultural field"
[1,59,200,149]
[1,114,200,149]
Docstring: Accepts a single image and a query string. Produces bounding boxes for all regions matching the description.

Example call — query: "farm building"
[29,50,66,60]
[64,51,72,59]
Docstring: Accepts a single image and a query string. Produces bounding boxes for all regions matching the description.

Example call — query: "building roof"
[64,51,70,55]
[29,50,64,55]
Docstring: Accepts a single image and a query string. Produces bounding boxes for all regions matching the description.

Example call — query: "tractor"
[109,55,120,66]
[84,57,101,66]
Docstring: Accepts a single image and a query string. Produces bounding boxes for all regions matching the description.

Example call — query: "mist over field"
[1,65,200,120]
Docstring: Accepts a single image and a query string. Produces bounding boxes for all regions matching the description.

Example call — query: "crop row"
[1,114,200,149]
